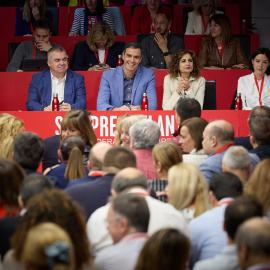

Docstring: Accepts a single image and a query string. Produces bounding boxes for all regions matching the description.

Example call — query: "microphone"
[36,82,44,111]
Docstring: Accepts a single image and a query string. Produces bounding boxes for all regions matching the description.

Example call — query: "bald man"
[199,120,260,184]
[67,142,112,187]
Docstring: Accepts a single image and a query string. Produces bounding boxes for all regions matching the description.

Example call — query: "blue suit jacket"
[26,69,86,111]
[97,65,157,111]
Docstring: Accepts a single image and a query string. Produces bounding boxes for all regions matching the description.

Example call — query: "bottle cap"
[53,93,58,98]
[143,93,147,97]
[118,55,122,58]
[242,19,246,22]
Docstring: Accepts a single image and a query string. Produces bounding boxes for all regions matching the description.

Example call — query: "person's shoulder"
[139,64,155,75]
[32,68,50,79]
[188,11,197,17]
[67,69,84,79]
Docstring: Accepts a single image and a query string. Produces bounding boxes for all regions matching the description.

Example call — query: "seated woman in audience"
[15,0,53,36]
[237,47,270,109]
[44,136,87,189]
[0,159,25,218]
[163,50,205,110]
[70,0,114,36]
[149,142,182,202]
[22,223,75,270]
[167,163,210,222]
[198,14,248,69]
[119,115,146,148]
[185,0,222,35]
[72,22,125,71]
[114,113,129,146]
[246,158,270,218]
[179,117,208,165]
[131,0,172,34]
[3,189,93,270]
[134,228,190,270]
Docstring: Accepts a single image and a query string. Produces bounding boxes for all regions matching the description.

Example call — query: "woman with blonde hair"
[162,50,205,110]
[167,163,210,222]
[44,136,87,189]
[149,142,182,202]
[72,21,124,71]
[15,0,53,36]
[22,222,75,270]
[245,158,270,218]
[114,113,129,146]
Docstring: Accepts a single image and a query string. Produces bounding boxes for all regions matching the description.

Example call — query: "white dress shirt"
[50,71,67,104]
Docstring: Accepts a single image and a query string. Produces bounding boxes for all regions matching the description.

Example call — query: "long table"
[0,111,251,142]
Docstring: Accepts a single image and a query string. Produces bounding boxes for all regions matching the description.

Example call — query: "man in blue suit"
[26,46,86,111]
[97,42,157,111]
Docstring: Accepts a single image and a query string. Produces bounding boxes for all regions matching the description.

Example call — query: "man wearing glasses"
[26,45,87,111]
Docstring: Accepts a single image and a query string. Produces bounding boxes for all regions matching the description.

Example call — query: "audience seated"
[140,13,184,70]
[198,14,248,70]
[15,0,53,36]
[71,21,125,71]
[70,0,114,36]
[189,172,243,268]
[114,114,129,146]
[162,50,205,110]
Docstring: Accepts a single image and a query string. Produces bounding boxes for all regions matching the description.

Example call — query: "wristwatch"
[163,51,170,56]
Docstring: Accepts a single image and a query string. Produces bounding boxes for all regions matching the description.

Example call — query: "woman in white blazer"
[162,50,205,110]
[185,0,222,35]
[237,47,270,110]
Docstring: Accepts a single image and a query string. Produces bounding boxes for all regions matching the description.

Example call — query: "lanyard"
[216,43,225,59]
[151,22,155,33]
[254,74,265,106]
[33,43,36,58]
[94,50,108,63]
[89,171,103,177]
[88,15,97,33]
[217,198,233,207]
[214,143,235,155]
[124,234,148,242]
[30,21,34,35]
[200,14,209,34]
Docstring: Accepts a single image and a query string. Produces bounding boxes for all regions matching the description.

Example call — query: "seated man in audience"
[236,218,270,270]
[193,196,263,270]
[199,120,260,184]
[7,19,57,72]
[222,146,252,182]
[26,46,86,111]
[129,119,160,179]
[97,42,157,111]
[249,116,270,160]
[95,193,149,270]
[88,167,189,255]
[189,172,243,269]
[140,13,184,70]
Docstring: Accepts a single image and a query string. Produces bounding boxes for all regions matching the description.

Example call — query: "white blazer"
[237,73,270,110]
[162,75,205,110]
[185,11,223,35]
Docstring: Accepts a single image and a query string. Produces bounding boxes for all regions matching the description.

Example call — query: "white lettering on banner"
[158,115,164,136]
[165,115,175,136]
[100,116,109,136]
[110,115,117,136]
[55,116,63,135]
[91,116,99,130]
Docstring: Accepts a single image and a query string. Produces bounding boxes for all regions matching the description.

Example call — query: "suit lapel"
[43,70,52,107]
[118,67,124,106]
[64,70,73,103]
[131,65,142,103]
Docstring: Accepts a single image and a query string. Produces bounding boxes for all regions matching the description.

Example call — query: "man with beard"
[140,13,184,70]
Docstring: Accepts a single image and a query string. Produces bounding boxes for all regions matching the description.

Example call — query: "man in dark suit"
[26,45,86,111]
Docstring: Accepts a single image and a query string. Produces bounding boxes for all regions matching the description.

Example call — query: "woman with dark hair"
[3,189,93,270]
[237,47,270,109]
[70,0,114,36]
[198,14,248,69]
[163,50,205,110]
[72,21,125,71]
[15,0,53,36]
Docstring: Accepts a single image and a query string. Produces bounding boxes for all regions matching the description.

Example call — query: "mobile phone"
[99,63,106,67]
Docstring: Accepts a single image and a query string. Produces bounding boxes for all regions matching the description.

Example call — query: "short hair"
[84,0,105,14]
[175,98,201,122]
[249,47,270,75]
[154,13,170,23]
[22,223,75,270]
[20,173,53,206]
[87,21,115,52]
[179,117,208,151]
[209,172,243,201]
[249,105,270,123]
[110,193,149,233]
[194,0,217,15]
[112,171,148,193]
[249,116,270,145]
[102,146,136,173]
[134,228,190,270]
[13,132,45,171]
[168,50,201,80]
[222,146,251,171]
[123,42,142,54]
[225,196,263,240]
[209,14,232,44]
[48,45,66,60]
[235,218,270,257]
[129,119,160,150]
[34,19,52,32]
[208,121,234,144]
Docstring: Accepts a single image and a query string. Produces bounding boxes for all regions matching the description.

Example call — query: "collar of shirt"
[128,188,149,196]
[20,208,27,216]
[50,71,67,82]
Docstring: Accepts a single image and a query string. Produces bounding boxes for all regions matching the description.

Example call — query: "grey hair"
[129,119,160,150]
[222,146,251,171]
[48,46,66,60]
[194,0,217,15]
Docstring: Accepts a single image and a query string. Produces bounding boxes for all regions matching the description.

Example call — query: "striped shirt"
[70,10,114,36]
[148,179,168,203]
